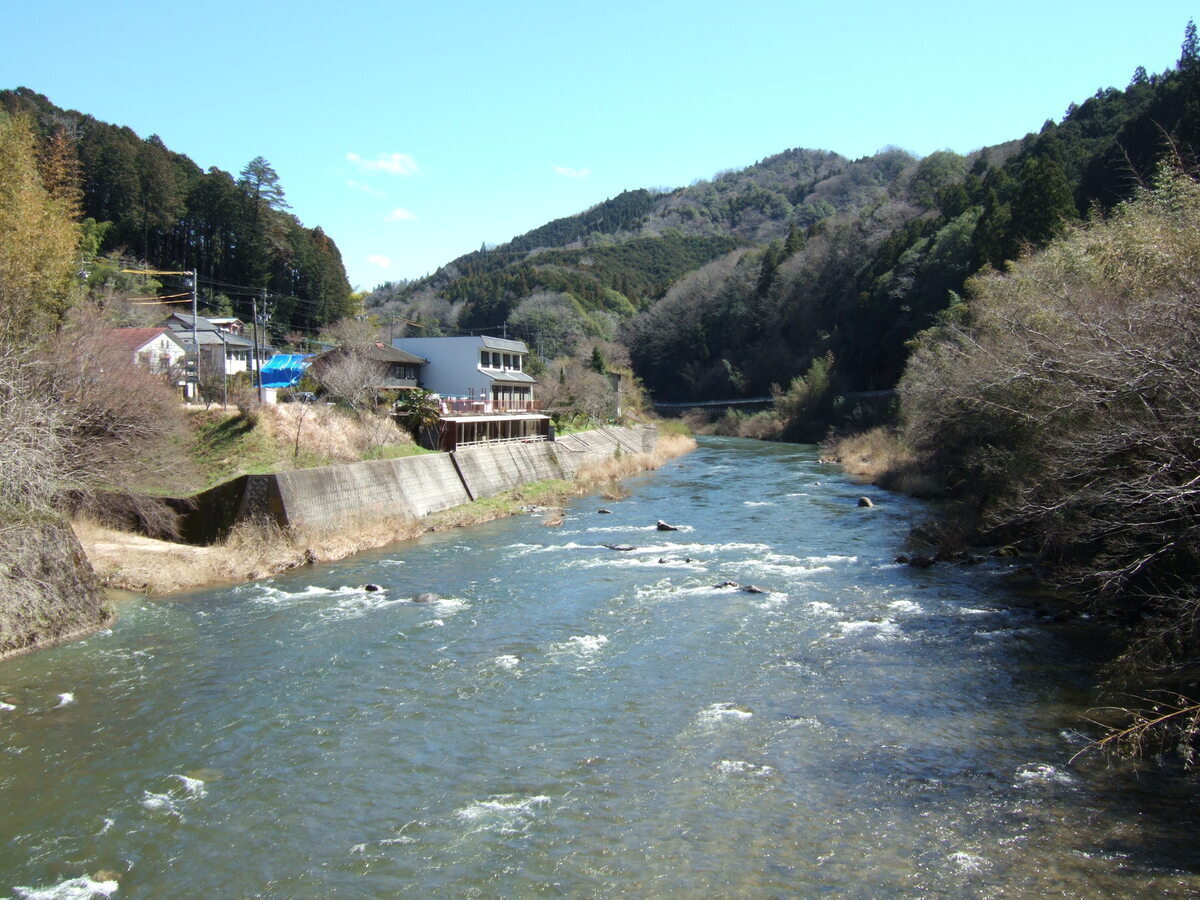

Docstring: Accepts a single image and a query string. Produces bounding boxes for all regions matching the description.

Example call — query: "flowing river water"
[2,437,1199,898]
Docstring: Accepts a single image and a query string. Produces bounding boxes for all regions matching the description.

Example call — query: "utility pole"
[190,269,198,402]
[120,266,196,399]
[252,294,263,403]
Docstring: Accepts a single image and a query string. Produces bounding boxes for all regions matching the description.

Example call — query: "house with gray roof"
[160,312,265,377]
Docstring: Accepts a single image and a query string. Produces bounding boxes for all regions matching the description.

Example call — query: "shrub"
[898,168,1200,757]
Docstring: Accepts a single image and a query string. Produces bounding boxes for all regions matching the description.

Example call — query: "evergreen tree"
[238,156,290,211]
[783,223,805,257]
[590,344,608,374]
[1181,18,1199,72]
[757,241,782,296]
[1009,156,1077,250]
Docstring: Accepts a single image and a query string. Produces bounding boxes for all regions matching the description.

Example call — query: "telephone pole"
[252,294,264,403]
[190,269,198,400]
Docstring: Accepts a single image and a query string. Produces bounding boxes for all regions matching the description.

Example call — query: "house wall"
[392,337,492,399]
[134,334,186,373]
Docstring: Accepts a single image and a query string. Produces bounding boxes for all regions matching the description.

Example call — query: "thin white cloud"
[346,179,385,197]
[367,254,392,268]
[553,165,592,179]
[385,207,417,222]
[347,152,419,176]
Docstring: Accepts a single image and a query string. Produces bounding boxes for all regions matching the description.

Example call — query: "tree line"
[0,88,355,340]
[623,36,1200,418]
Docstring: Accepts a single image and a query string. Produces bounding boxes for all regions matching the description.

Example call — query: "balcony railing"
[438,398,544,415]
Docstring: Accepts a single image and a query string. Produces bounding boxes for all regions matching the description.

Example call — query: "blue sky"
[4,1,1196,291]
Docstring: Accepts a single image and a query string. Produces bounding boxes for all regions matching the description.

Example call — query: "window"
[503,354,511,369]
[480,350,490,367]
[492,352,502,368]
[513,355,521,372]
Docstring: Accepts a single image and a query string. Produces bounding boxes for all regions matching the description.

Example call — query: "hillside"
[368,44,1200,418]
[0,88,355,341]
[364,147,912,327]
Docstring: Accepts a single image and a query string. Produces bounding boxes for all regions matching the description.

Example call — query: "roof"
[480,336,529,352]
[163,312,218,332]
[481,369,537,384]
[312,343,427,366]
[368,342,427,365]
[108,327,185,353]
[180,331,254,348]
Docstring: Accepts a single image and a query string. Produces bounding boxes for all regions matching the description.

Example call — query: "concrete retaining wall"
[452,442,567,499]
[271,453,470,530]
[177,425,658,541]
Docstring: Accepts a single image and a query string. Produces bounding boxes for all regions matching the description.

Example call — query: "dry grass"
[251,403,416,464]
[76,428,698,596]
[602,483,631,501]
[821,427,940,496]
[574,432,696,489]
[74,510,428,594]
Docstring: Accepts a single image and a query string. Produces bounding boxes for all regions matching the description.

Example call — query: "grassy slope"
[185,404,428,492]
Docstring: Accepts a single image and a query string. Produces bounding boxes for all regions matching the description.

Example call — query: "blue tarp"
[260,354,311,388]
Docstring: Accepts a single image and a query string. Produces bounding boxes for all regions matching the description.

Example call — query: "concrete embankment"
[176,425,659,540]
[1,518,111,660]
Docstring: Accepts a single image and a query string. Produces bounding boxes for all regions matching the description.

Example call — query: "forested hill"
[369,39,1200,410]
[366,147,910,329]
[0,88,354,339]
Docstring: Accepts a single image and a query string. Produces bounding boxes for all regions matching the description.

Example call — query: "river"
[2,437,1198,898]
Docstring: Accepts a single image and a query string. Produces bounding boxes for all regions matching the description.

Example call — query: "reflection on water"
[2,437,1198,898]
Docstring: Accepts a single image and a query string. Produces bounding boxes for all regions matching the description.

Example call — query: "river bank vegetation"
[895,169,1200,762]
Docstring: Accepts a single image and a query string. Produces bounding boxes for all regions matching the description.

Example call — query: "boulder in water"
[602,543,636,552]
[857,497,874,508]
[656,520,680,531]
[363,583,383,592]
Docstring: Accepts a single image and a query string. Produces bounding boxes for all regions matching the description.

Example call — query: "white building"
[108,327,188,374]
[391,336,537,412]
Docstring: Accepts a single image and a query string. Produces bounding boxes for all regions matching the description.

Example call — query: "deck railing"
[438,399,544,415]
[454,434,548,449]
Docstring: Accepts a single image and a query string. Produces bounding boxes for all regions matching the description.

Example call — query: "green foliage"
[589,345,608,374]
[448,232,738,329]
[393,388,441,435]
[0,89,353,341]
[773,353,838,442]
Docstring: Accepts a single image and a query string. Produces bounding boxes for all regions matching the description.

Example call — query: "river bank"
[74,430,695,597]
[6,435,1197,897]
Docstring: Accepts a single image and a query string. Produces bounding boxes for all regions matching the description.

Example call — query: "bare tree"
[539,357,617,425]
[0,349,70,531]
[39,303,195,496]
[319,316,379,350]
[899,169,1200,758]
[315,350,387,411]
